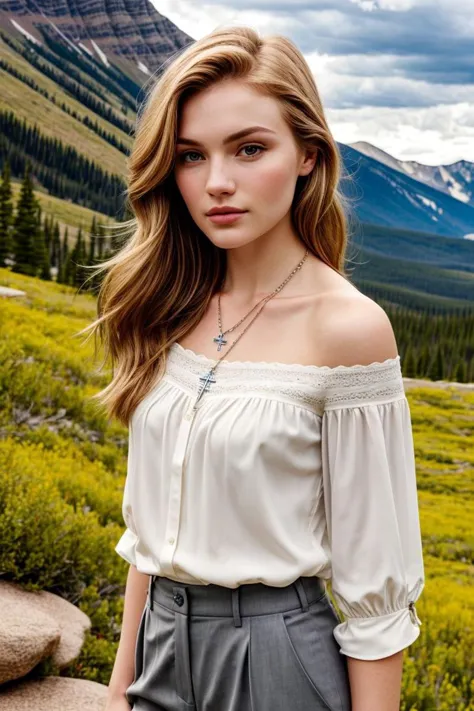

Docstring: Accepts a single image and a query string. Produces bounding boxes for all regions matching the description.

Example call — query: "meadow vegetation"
[0,267,472,709]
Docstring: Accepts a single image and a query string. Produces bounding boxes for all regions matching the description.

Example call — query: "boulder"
[0,581,91,684]
[0,676,107,710]
[0,287,26,298]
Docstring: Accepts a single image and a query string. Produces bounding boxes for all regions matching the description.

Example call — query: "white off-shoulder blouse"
[115,341,425,661]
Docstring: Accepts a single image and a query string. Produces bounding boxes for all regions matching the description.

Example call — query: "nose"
[205,158,235,195]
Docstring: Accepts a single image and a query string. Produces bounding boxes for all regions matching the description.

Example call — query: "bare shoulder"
[312,286,399,369]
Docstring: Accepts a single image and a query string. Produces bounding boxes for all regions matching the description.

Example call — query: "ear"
[298,149,317,177]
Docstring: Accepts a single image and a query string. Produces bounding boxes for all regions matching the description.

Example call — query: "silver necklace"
[213,291,274,351]
[191,248,309,412]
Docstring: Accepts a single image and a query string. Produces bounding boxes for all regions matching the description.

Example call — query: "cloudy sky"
[151,0,474,167]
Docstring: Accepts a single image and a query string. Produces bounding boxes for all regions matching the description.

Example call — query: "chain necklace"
[190,248,309,412]
[213,291,274,351]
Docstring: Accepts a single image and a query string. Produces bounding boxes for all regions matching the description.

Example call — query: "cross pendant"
[213,333,227,351]
[195,369,216,407]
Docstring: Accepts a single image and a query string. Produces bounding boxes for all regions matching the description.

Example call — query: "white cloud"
[349,0,428,10]
[151,0,474,165]
[327,103,474,165]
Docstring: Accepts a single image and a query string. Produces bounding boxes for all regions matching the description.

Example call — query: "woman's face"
[173,79,315,250]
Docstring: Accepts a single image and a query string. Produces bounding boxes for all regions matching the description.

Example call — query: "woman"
[91,24,424,711]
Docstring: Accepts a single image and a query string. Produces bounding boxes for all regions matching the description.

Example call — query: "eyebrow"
[176,126,277,147]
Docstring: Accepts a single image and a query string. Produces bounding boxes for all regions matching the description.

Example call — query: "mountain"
[0,0,193,84]
[339,143,474,240]
[350,140,474,209]
[1,0,473,307]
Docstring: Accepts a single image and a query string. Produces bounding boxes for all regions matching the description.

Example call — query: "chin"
[213,235,261,250]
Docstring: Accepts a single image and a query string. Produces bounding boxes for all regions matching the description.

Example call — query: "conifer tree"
[88,215,97,265]
[404,344,417,379]
[33,202,46,273]
[96,221,105,260]
[0,160,14,267]
[61,228,73,285]
[39,231,51,281]
[71,226,88,289]
[42,214,52,257]
[51,221,61,269]
[11,162,41,276]
[427,344,444,381]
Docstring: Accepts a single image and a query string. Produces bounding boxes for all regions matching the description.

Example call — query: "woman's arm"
[319,294,425,708]
[107,564,150,702]
[348,651,404,711]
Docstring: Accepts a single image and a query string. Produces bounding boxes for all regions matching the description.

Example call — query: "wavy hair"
[79,25,355,427]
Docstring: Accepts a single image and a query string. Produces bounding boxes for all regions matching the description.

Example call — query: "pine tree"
[97,221,105,260]
[32,202,46,273]
[452,359,467,384]
[42,214,52,258]
[88,215,97,265]
[0,161,14,267]
[404,344,417,379]
[71,226,89,289]
[39,233,52,281]
[11,163,41,276]
[51,221,61,269]
[427,344,444,382]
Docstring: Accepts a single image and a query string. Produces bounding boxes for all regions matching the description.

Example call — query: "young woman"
[94,24,425,711]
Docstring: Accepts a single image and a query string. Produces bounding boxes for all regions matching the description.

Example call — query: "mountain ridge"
[0,0,193,83]
[350,140,474,209]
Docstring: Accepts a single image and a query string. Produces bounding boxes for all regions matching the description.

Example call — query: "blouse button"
[168,537,175,545]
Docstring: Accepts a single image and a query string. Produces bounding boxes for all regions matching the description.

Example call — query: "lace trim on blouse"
[164,343,406,414]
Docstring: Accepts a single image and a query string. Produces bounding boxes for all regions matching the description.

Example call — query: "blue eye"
[180,151,201,163]
[179,143,267,163]
[240,144,265,157]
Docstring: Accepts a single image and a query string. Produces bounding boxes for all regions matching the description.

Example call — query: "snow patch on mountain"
[350,141,474,208]
[9,19,42,45]
[78,42,94,57]
[137,61,150,75]
[417,195,444,214]
[91,39,109,67]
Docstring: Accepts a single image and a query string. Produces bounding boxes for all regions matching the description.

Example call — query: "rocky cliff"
[0,0,193,80]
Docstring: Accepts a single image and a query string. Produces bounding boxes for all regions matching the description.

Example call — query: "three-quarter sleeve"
[320,356,425,660]
[115,422,139,566]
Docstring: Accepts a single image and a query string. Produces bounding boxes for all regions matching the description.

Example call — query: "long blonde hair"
[79,25,354,427]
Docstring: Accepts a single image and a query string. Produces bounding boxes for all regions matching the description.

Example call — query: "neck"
[221,231,307,301]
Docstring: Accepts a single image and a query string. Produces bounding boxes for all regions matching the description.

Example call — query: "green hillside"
[0,35,131,179]
[350,245,474,306]
[10,178,112,239]
[352,221,474,272]
[0,22,473,308]
[0,269,472,708]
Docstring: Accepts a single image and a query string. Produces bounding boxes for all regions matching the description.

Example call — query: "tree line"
[0,58,130,156]
[1,160,473,383]
[0,110,126,217]
[0,30,135,132]
[0,160,125,292]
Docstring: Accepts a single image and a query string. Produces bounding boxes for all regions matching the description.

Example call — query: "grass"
[0,267,473,708]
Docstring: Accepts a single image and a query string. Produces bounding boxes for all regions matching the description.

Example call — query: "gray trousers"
[126,574,352,711]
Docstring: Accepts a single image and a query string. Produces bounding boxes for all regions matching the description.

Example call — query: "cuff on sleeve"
[333,603,422,661]
[115,527,139,566]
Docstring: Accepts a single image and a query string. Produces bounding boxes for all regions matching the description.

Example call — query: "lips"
[206,208,247,215]
[206,211,247,224]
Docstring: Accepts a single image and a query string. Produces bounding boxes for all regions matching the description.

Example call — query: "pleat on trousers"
[125,574,352,711]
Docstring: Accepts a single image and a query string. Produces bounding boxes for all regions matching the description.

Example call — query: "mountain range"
[0,0,193,83]
[1,0,473,309]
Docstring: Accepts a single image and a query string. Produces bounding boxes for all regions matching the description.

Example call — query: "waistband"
[147,575,327,628]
